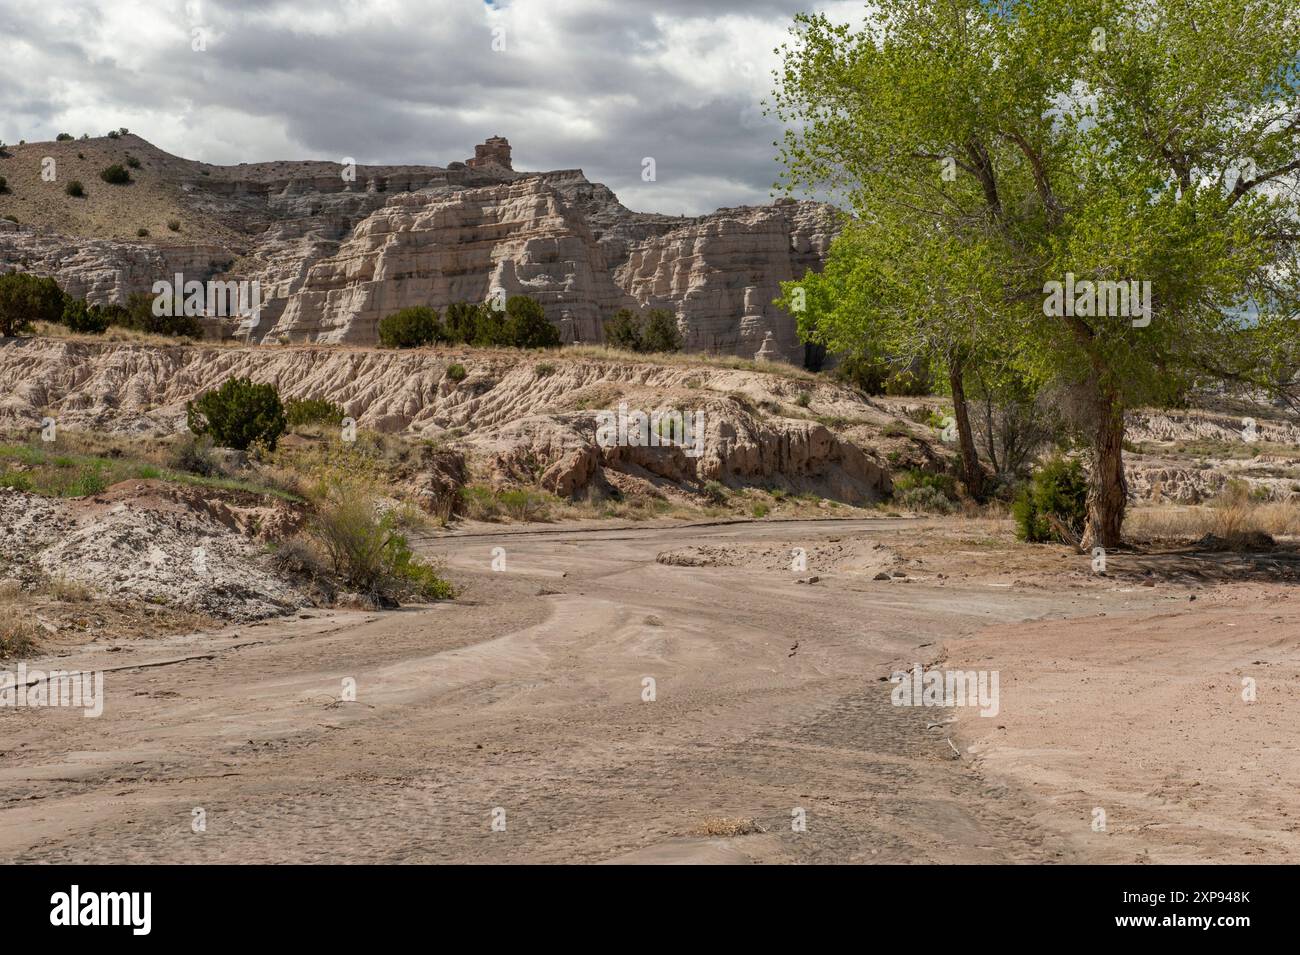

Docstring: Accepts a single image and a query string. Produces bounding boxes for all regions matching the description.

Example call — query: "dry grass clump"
[44,575,93,602]
[0,586,40,658]
[692,816,768,837]
[1125,481,1300,547]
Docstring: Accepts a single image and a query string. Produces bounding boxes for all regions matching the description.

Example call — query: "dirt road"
[2,517,1292,863]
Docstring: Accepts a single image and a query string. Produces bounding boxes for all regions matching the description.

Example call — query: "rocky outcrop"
[0,136,839,361]
[262,179,631,345]
[616,198,839,363]
[0,339,895,504]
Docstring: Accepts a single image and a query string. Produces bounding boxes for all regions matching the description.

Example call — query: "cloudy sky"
[0,0,868,215]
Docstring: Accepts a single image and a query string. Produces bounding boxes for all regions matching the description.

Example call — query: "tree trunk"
[1083,399,1127,548]
[948,361,985,501]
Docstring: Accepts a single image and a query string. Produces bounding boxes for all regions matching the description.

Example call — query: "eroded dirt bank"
[4,517,1286,864]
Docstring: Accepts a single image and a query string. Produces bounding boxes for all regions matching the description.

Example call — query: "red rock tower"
[466,136,512,171]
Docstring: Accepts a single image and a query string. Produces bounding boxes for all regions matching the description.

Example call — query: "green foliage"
[377,305,443,348]
[186,377,287,451]
[107,130,121,139]
[136,227,149,237]
[310,492,456,599]
[101,292,203,338]
[604,308,642,351]
[603,307,683,353]
[0,175,8,193]
[99,164,131,185]
[167,219,180,231]
[0,272,65,336]
[445,363,467,382]
[125,156,141,169]
[895,485,955,514]
[1013,458,1089,543]
[772,0,1300,542]
[64,180,84,198]
[285,398,346,429]
[892,469,957,500]
[61,298,110,334]
[641,308,683,352]
[503,295,560,348]
[167,434,220,477]
[442,301,483,343]
[56,133,74,141]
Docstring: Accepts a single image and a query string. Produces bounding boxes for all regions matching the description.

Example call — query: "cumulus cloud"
[0,0,863,215]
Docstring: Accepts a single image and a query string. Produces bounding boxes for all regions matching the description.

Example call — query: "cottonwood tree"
[771,0,1299,545]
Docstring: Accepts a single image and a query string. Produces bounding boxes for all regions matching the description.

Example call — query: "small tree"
[65,180,84,198]
[186,377,286,451]
[442,302,483,343]
[61,299,110,334]
[0,273,65,336]
[604,308,643,351]
[503,296,560,348]
[377,306,442,348]
[640,308,683,353]
[55,133,74,142]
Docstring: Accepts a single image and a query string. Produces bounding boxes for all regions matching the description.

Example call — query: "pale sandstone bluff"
[264,180,630,346]
[0,136,840,362]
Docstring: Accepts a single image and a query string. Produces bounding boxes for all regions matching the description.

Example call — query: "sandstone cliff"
[0,135,839,362]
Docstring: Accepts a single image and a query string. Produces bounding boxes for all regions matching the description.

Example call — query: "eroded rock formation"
[0,136,839,362]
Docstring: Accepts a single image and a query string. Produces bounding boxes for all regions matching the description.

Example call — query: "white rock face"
[263,180,630,345]
[0,139,840,362]
[616,199,839,363]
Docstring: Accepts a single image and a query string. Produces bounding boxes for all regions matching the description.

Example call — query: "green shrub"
[310,492,456,600]
[503,295,560,348]
[186,377,287,451]
[445,363,467,382]
[65,180,84,197]
[104,291,203,338]
[891,469,957,499]
[1012,457,1088,543]
[167,219,180,232]
[125,156,141,168]
[136,227,149,237]
[604,308,643,351]
[751,502,770,518]
[535,362,556,377]
[896,485,955,514]
[107,130,121,139]
[286,398,346,429]
[640,308,683,352]
[795,391,811,408]
[377,306,442,348]
[61,299,110,334]
[0,175,8,193]
[56,133,74,141]
[442,301,483,343]
[99,164,131,184]
[0,272,65,336]
[702,480,728,503]
[603,307,682,353]
[168,434,220,476]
